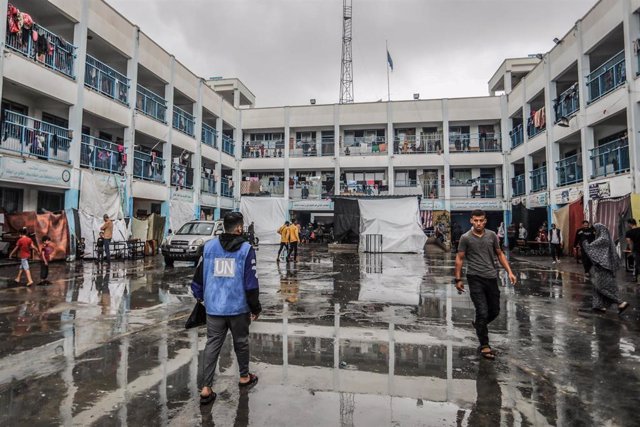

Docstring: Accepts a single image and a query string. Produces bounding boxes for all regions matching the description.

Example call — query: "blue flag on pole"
[387,49,393,71]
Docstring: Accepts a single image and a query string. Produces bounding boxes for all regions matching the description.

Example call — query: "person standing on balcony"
[549,224,563,264]
[100,214,113,263]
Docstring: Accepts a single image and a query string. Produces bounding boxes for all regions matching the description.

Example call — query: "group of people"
[276,220,300,262]
[9,227,53,286]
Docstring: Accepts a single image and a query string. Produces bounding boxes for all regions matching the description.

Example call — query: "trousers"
[288,242,298,260]
[467,275,501,347]
[277,242,289,258]
[203,313,251,387]
[103,238,111,261]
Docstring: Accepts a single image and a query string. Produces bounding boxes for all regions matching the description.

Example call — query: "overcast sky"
[106,0,596,107]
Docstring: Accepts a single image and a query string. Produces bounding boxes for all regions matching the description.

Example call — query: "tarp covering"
[552,204,570,255]
[80,171,124,219]
[169,200,195,232]
[358,253,422,305]
[147,213,166,245]
[592,195,630,243]
[5,212,69,260]
[568,199,585,250]
[79,211,129,258]
[333,197,360,244]
[240,197,288,244]
[358,197,427,253]
[631,193,640,224]
[131,217,149,241]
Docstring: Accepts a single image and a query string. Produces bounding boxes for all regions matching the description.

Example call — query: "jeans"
[550,243,561,261]
[467,275,501,347]
[40,262,48,280]
[103,238,111,261]
[202,313,251,387]
[277,242,289,258]
[287,242,298,260]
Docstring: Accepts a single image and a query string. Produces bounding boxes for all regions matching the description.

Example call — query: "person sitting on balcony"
[470,178,481,198]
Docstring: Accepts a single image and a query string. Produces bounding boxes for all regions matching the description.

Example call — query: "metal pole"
[386,40,390,102]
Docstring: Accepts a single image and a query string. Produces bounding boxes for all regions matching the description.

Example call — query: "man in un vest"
[191,212,261,405]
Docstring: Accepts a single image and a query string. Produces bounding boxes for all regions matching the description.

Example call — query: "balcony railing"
[587,50,626,104]
[133,150,165,183]
[85,55,129,105]
[221,177,233,197]
[320,138,335,156]
[590,137,630,178]
[530,166,547,192]
[342,136,387,156]
[171,164,193,189]
[450,178,502,199]
[512,175,526,196]
[80,135,125,174]
[421,179,442,199]
[173,106,195,137]
[527,116,545,139]
[448,133,501,153]
[6,24,76,79]
[395,179,418,187]
[340,181,387,196]
[510,125,524,149]
[0,111,71,163]
[554,85,579,122]
[201,174,217,195]
[243,140,284,158]
[291,139,317,157]
[136,85,167,123]
[222,135,235,156]
[202,123,218,148]
[556,154,582,187]
[394,134,443,154]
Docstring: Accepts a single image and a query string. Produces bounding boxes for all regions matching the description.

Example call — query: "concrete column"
[334,104,341,195]
[64,0,90,210]
[193,81,204,218]
[284,107,291,201]
[542,54,555,203]
[233,105,242,208]
[500,95,511,205]
[576,21,592,215]
[0,0,9,103]
[387,102,394,195]
[524,154,533,195]
[623,0,640,193]
[124,27,140,218]
[233,87,240,108]
[315,130,322,156]
[164,57,176,189]
[216,110,223,210]
[442,99,451,209]
[504,70,513,94]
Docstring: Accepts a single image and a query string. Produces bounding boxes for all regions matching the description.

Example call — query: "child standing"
[39,235,54,285]
[9,227,36,286]
[95,232,105,263]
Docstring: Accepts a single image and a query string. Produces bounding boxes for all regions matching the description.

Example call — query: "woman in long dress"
[583,223,630,314]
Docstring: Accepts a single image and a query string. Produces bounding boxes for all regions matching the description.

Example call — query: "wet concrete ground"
[0,245,639,426]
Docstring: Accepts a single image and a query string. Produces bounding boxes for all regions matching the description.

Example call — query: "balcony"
[530,166,547,192]
[202,123,218,148]
[590,137,630,179]
[133,150,165,183]
[220,177,233,197]
[173,106,195,137]
[510,125,524,149]
[556,154,582,187]
[450,178,502,199]
[171,164,193,189]
[512,175,525,196]
[339,181,387,196]
[136,85,167,123]
[6,23,76,79]
[222,135,235,156]
[395,134,443,154]
[527,116,545,139]
[342,136,387,156]
[395,179,418,187]
[0,111,71,163]
[85,55,129,105]
[587,50,625,104]
[290,139,335,157]
[421,180,442,199]
[201,173,217,195]
[80,135,125,174]
[448,133,501,153]
[554,85,579,122]
[243,140,283,158]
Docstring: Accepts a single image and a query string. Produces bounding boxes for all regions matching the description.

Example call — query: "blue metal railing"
[590,137,630,178]
[133,150,165,183]
[221,177,233,197]
[556,154,583,186]
[80,135,125,174]
[201,174,217,194]
[172,106,195,137]
[448,132,501,152]
[512,174,526,196]
[342,136,387,156]
[85,54,129,105]
[202,123,218,148]
[510,124,524,149]
[527,116,545,139]
[449,178,502,198]
[5,24,76,79]
[554,85,579,122]
[530,166,547,192]
[136,85,167,123]
[587,51,626,104]
[242,140,283,158]
[0,111,71,163]
[222,135,235,156]
[171,164,193,188]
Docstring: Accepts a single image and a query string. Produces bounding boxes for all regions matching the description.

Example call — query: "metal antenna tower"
[339,0,354,104]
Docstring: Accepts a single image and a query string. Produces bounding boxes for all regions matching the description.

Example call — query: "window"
[151,203,162,215]
[450,169,471,185]
[37,191,64,213]
[42,113,69,128]
[0,187,23,213]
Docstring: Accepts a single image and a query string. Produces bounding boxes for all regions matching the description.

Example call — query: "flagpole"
[386,40,390,102]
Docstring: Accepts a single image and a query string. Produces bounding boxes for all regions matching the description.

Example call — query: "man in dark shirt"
[455,209,517,360]
[574,220,596,276]
[625,218,640,282]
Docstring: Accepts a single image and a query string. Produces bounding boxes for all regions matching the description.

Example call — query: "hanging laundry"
[7,5,21,34]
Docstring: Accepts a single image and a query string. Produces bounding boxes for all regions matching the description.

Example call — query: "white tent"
[358,253,423,305]
[79,211,129,258]
[240,197,288,244]
[358,197,427,253]
[169,199,195,232]
[80,171,125,219]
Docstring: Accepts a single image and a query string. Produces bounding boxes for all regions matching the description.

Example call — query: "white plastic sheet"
[358,253,423,305]
[79,211,129,258]
[358,197,427,253]
[169,200,195,232]
[240,197,288,244]
[80,171,124,219]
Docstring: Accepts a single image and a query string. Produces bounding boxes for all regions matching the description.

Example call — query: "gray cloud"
[106,0,595,106]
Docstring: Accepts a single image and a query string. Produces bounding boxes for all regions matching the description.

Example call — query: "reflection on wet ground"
[1,246,639,426]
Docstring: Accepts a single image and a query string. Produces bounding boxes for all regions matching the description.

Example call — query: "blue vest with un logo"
[202,238,251,316]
